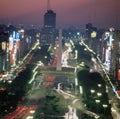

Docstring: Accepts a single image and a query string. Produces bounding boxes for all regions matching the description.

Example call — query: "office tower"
[40,0,56,46]
[44,10,56,28]
[111,30,120,83]
[44,0,56,28]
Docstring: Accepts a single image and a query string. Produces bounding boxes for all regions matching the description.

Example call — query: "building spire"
[47,0,51,11]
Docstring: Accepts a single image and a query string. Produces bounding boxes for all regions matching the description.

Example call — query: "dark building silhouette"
[40,0,57,46]
[44,10,56,28]
[85,23,99,53]
[85,23,97,39]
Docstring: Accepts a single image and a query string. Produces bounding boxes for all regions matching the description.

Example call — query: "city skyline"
[0,0,120,29]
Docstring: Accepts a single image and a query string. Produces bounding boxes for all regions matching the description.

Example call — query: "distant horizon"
[0,22,120,30]
[0,0,120,30]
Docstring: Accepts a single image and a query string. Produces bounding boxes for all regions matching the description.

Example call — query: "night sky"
[0,0,120,29]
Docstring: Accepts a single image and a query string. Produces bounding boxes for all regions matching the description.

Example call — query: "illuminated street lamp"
[95,100,100,113]
[44,56,47,59]
[97,92,102,97]
[95,100,100,103]
[102,104,108,115]
[103,104,108,108]
[90,89,95,94]
[54,47,56,50]
[98,84,102,87]
[30,110,35,114]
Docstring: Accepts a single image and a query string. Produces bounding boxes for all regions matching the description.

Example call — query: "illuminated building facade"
[100,28,120,85]
[0,24,39,81]
[111,30,120,84]
[8,31,20,67]
[101,28,115,71]
[0,25,9,73]
[0,24,21,74]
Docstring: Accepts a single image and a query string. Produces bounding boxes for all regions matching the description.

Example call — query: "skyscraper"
[44,10,56,28]
[40,0,56,46]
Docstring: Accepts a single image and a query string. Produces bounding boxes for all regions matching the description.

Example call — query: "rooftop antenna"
[47,0,51,11]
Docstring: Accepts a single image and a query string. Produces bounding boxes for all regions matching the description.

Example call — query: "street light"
[95,100,100,113]
[97,92,102,97]
[95,100,100,103]
[44,56,47,59]
[90,89,95,94]
[98,84,102,88]
[103,104,108,115]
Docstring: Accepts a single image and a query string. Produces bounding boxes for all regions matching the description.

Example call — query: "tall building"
[44,10,56,28]
[85,23,100,55]
[40,0,56,46]
[111,30,120,84]
[0,24,9,73]
[100,28,115,71]
[100,28,120,85]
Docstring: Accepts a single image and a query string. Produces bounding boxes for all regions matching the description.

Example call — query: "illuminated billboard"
[91,31,97,38]
[105,48,111,63]
[9,36,13,51]
[2,42,6,50]
[11,31,20,42]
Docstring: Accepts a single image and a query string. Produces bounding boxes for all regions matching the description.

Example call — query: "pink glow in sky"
[0,0,120,28]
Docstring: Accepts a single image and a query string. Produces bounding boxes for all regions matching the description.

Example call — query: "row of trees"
[77,67,112,118]
[34,91,65,119]
[73,42,112,118]
[0,64,34,117]
[0,44,53,118]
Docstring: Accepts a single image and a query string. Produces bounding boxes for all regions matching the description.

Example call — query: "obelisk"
[56,29,62,71]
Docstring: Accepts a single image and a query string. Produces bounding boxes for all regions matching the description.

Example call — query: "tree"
[34,94,65,118]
